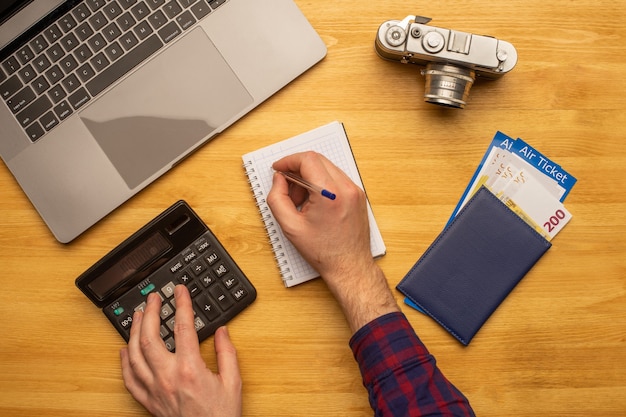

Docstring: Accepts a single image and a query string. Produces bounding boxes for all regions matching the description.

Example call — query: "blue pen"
[278,171,336,200]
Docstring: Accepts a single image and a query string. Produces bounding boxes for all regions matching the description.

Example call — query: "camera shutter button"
[423,32,445,53]
[385,26,407,47]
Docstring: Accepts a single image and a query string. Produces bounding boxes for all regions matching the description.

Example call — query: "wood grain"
[1,1,625,416]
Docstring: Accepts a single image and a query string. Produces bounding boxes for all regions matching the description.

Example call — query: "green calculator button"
[140,283,156,296]
[113,307,125,316]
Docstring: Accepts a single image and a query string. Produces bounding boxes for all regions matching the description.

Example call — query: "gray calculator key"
[161,281,176,298]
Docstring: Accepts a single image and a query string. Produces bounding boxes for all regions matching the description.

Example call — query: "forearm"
[350,312,475,417]
[323,260,400,333]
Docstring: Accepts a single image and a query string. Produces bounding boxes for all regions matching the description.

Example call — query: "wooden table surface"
[1,1,625,416]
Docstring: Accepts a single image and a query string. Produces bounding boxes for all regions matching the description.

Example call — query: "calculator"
[76,201,256,351]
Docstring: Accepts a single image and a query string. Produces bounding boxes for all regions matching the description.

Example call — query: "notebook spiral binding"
[243,161,293,283]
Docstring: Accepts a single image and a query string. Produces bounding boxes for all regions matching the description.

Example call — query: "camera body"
[375,15,517,108]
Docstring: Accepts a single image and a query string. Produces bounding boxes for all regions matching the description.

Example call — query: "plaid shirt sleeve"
[349,312,475,417]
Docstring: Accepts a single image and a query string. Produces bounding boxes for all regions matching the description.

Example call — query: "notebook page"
[242,121,386,287]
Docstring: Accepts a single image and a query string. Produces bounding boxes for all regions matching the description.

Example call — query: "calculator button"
[232,287,247,302]
[140,283,156,295]
[195,237,210,252]
[169,258,184,274]
[189,259,206,276]
[210,284,233,311]
[194,293,220,321]
[160,303,174,320]
[161,281,176,298]
[200,274,216,287]
[119,314,133,330]
[181,247,197,263]
[213,262,228,278]
[113,306,125,316]
[205,250,219,265]
[187,281,201,297]
[159,325,169,339]
[193,316,206,332]
[134,301,147,312]
[222,275,238,289]
[177,270,192,284]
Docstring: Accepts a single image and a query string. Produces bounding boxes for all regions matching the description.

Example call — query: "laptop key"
[1,75,22,99]
[61,73,80,93]
[59,14,77,33]
[30,35,49,54]
[25,121,45,142]
[32,76,50,95]
[17,64,37,83]
[2,56,20,75]
[209,0,227,9]
[46,44,65,64]
[176,11,196,30]
[48,85,67,104]
[86,0,106,12]
[147,0,166,11]
[77,63,96,82]
[16,95,52,127]
[54,100,73,120]
[131,1,151,20]
[119,0,139,9]
[104,42,124,61]
[133,21,154,40]
[90,52,110,72]
[44,24,63,43]
[45,65,64,85]
[40,111,59,131]
[6,86,36,114]
[89,11,108,31]
[86,34,163,96]
[190,1,211,20]
[16,45,35,65]
[104,1,124,20]
[75,22,95,42]
[163,1,183,19]
[68,87,91,110]
[148,10,168,30]
[72,4,92,22]
[158,21,181,43]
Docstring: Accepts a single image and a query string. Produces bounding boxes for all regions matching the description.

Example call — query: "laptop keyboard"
[0,0,228,143]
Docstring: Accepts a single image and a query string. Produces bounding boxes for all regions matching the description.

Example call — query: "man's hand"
[120,285,242,417]
[267,151,399,333]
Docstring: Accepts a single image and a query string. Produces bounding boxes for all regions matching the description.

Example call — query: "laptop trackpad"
[80,28,253,190]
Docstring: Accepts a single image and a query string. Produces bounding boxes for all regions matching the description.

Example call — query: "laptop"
[0,0,326,243]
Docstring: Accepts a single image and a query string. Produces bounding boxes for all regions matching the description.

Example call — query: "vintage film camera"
[375,15,517,108]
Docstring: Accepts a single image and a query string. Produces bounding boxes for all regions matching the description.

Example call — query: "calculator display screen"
[88,231,171,299]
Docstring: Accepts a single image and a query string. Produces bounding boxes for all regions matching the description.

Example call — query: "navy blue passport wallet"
[396,186,551,345]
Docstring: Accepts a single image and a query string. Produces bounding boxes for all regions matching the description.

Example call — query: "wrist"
[323,262,400,333]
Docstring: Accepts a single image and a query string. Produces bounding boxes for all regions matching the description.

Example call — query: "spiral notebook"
[242,121,386,287]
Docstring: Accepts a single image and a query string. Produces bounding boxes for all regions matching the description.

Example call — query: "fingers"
[172,285,201,359]
[120,346,150,406]
[215,327,242,391]
[266,172,300,224]
[136,292,168,366]
[122,309,154,404]
[272,152,336,186]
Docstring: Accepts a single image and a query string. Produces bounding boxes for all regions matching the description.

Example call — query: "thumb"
[215,327,242,390]
[266,172,300,225]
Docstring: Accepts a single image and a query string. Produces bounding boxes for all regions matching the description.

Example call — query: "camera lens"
[421,63,475,109]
